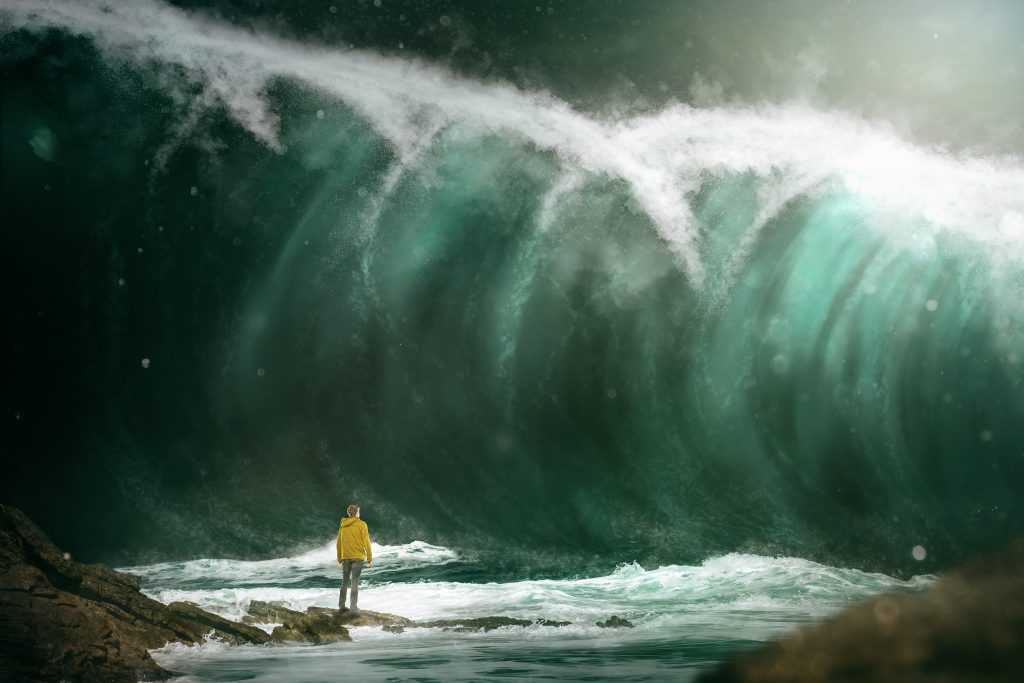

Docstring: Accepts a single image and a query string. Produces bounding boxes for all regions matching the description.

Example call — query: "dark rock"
[699,539,1024,683]
[596,615,634,628]
[242,600,306,625]
[268,609,352,644]
[243,602,571,638]
[273,616,350,645]
[312,606,412,628]
[414,616,540,632]
[243,603,411,643]
[164,601,268,646]
[0,503,269,683]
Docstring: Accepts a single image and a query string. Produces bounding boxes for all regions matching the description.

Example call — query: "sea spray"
[2,0,1023,574]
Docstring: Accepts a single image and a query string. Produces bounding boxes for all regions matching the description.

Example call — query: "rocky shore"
[0,504,270,681]
[240,600,572,642]
[8,500,1019,683]
[0,504,578,681]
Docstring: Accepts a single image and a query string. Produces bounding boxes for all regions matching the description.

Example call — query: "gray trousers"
[339,559,364,610]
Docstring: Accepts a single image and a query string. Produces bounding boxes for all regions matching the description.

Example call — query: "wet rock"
[262,607,415,644]
[596,615,634,628]
[313,606,412,628]
[0,503,268,683]
[245,603,411,643]
[242,600,305,625]
[699,538,1024,683]
[268,609,352,645]
[416,616,532,632]
[242,603,569,638]
[413,616,566,632]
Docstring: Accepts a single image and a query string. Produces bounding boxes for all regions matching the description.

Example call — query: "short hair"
[346,504,360,516]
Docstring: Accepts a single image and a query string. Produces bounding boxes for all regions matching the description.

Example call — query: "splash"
[4,0,1024,286]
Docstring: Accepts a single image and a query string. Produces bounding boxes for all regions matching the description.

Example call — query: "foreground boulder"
[0,504,269,682]
[699,539,1024,683]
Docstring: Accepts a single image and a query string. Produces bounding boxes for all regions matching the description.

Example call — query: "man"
[337,503,373,615]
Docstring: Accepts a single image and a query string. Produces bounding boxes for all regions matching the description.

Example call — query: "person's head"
[347,504,360,518]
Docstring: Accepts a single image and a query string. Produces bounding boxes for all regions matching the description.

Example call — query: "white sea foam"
[132,546,931,628]
[129,545,934,680]
[121,539,457,588]
[4,0,1024,286]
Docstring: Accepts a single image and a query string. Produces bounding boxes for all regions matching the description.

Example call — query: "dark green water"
[2,0,1023,580]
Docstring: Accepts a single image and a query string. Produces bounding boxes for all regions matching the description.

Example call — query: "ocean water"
[124,540,931,681]
[2,1,1023,679]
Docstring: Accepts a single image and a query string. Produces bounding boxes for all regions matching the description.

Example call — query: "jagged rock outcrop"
[242,600,571,640]
[596,615,634,628]
[0,504,269,683]
[699,539,1024,683]
[243,600,413,643]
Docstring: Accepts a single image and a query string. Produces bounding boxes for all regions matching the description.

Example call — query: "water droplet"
[190,186,198,196]
[607,388,617,399]
[257,368,266,378]
[316,109,325,119]
[770,354,789,375]
[925,299,938,312]
[440,15,451,27]
[141,358,151,369]
[912,545,926,561]
[980,429,994,442]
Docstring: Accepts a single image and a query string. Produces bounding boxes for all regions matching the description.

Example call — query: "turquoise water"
[3,0,1022,573]
[2,1,1023,679]
[125,541,932,681]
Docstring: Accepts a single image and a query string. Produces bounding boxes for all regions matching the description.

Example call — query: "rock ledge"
[0,503,268,682]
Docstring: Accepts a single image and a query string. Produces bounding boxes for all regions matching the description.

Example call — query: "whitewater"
[3,1,1023,679]
[4,0,1024,288]
[121,540,931,681]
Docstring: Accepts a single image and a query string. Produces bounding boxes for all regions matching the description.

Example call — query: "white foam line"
[141,554,932,625]
[4,0,1024,284]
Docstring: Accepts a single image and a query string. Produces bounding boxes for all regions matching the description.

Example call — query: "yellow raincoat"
[336,517,372,563]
